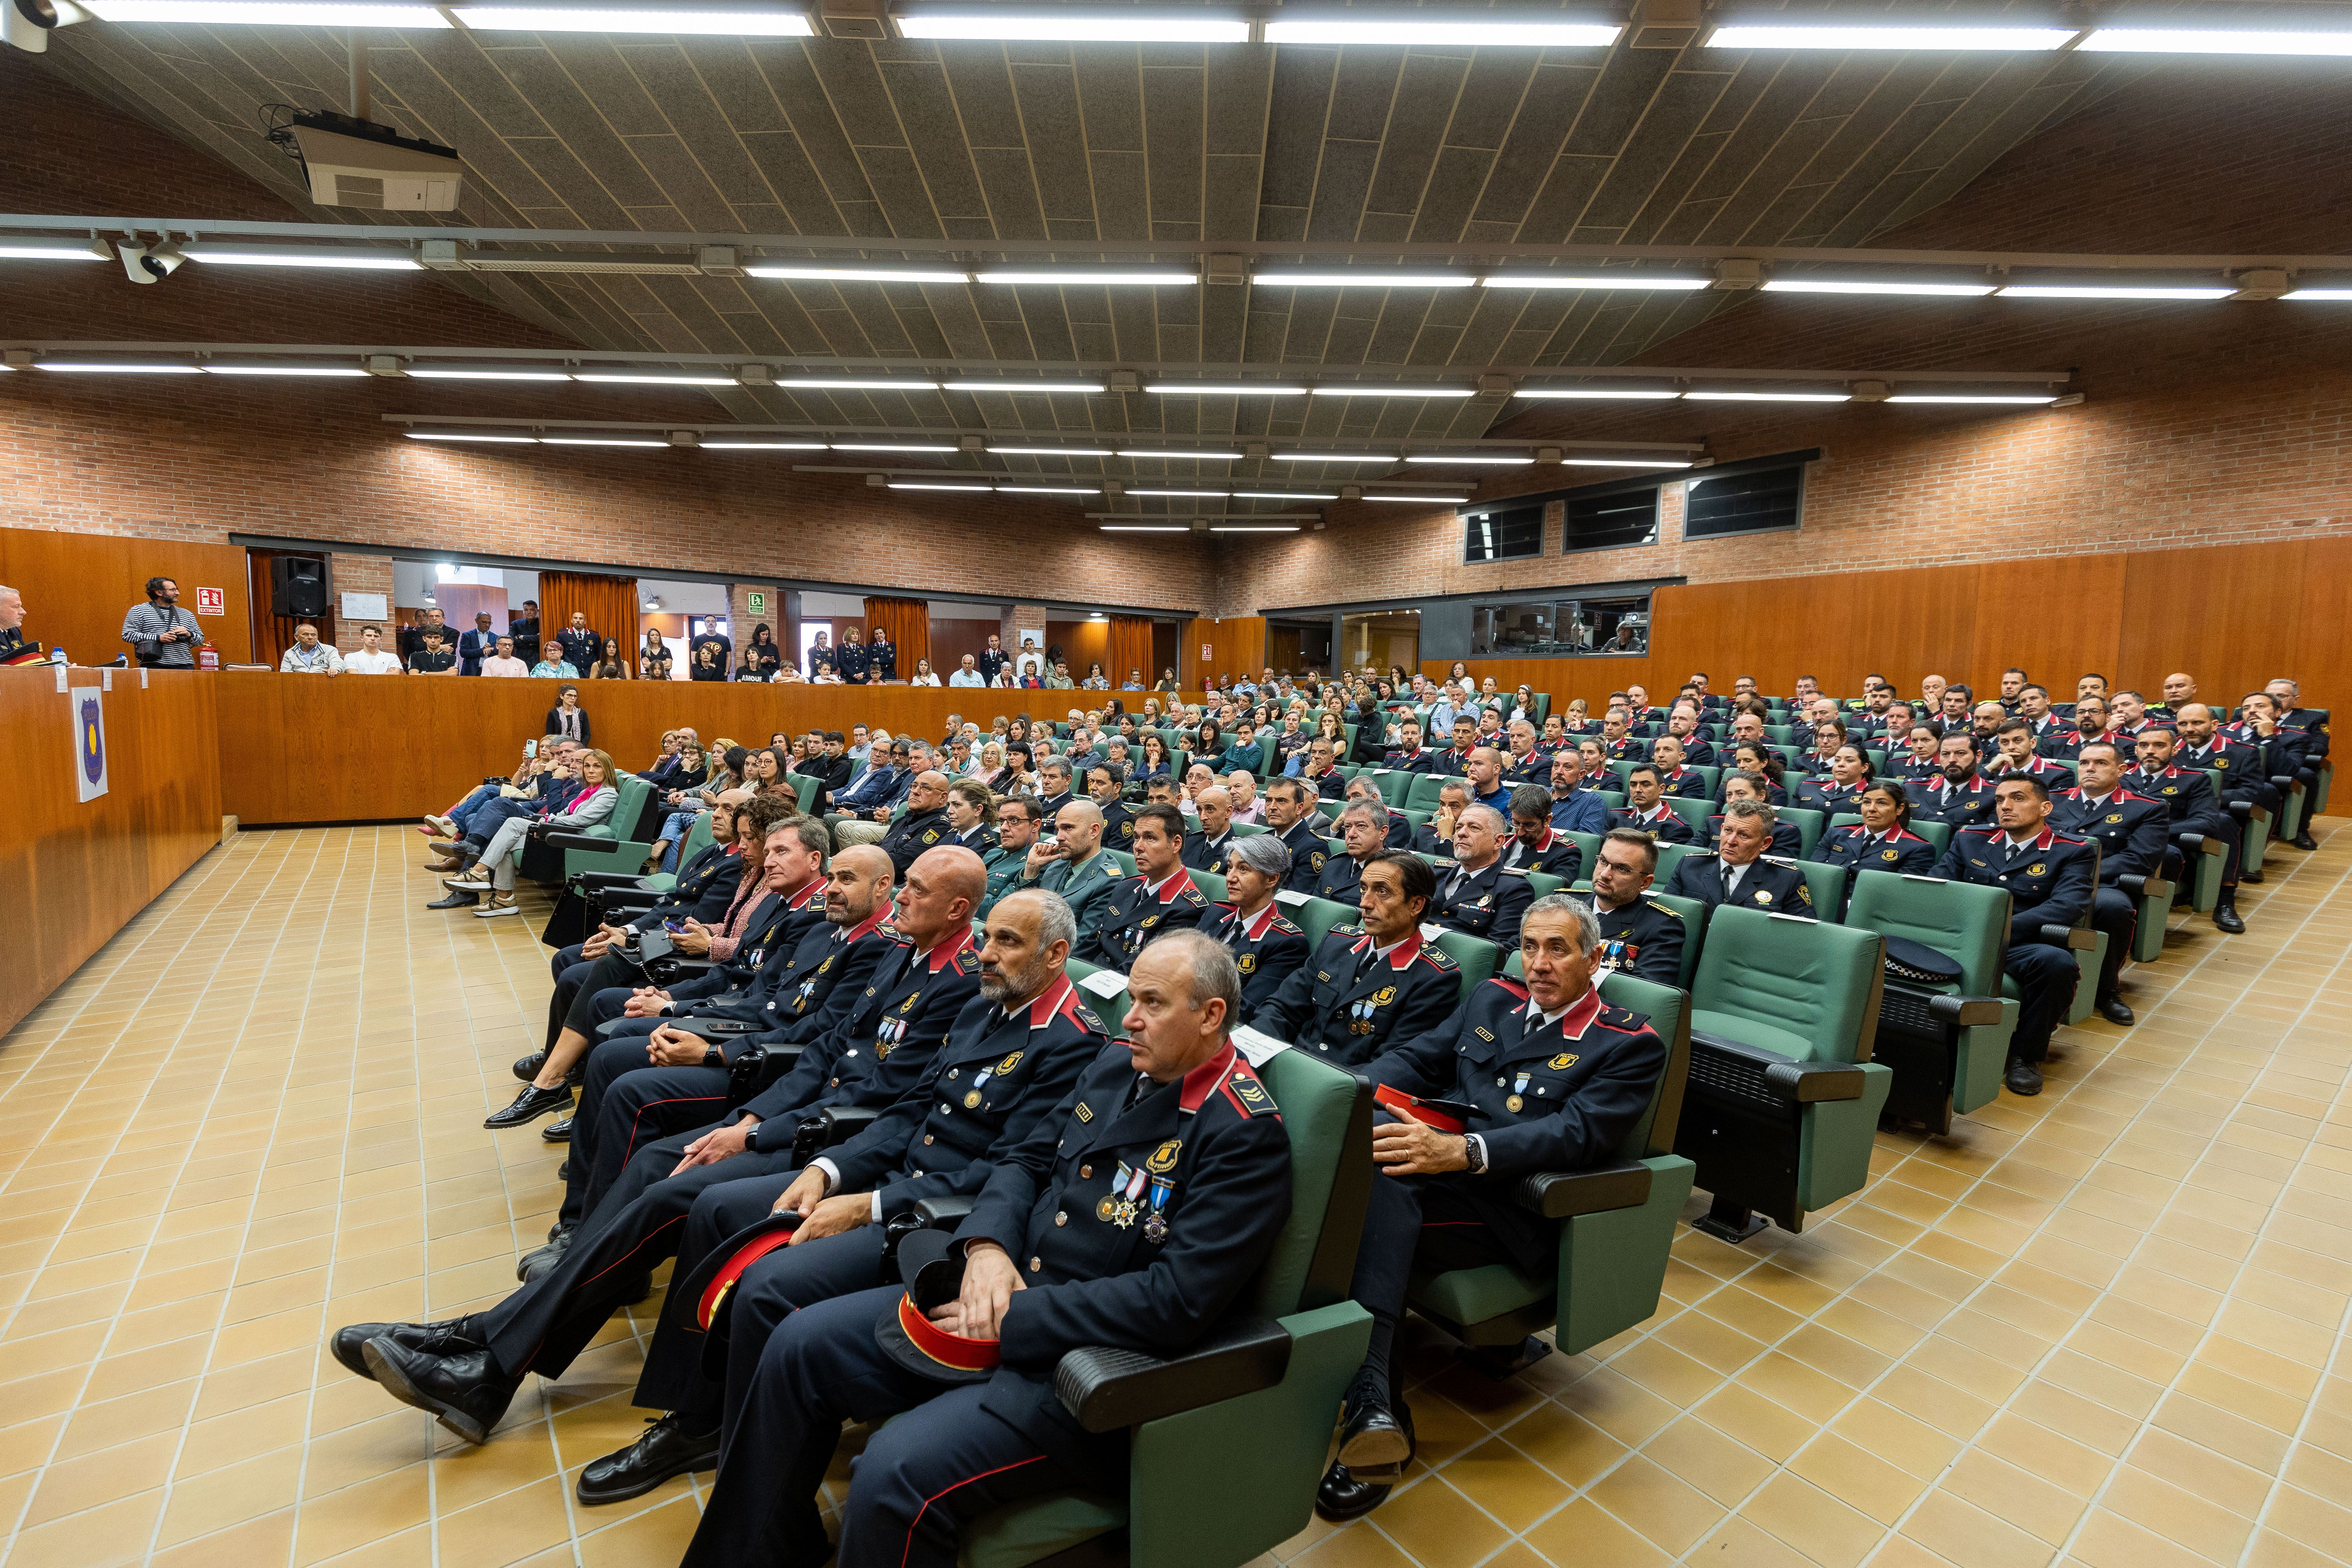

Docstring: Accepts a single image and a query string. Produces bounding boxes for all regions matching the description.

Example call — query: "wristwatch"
[1461,1134,1488,1175]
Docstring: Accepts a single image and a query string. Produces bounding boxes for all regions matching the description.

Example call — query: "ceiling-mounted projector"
[279,110,463,212]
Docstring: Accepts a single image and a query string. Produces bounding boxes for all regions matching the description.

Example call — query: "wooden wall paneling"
[1967,555,2127,700]
[0,526,254,668]
[2118,543,2305,707]
[1,666,222,1038]
[1045,618,1111,681]
[1183,618,1266,690]
[2288,537,2352,718]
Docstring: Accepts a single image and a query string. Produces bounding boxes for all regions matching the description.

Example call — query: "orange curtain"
[540,569,638,666]
[864,596,931,681]
[1109,615,1154,690]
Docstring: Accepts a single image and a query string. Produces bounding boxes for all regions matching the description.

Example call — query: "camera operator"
[122,577,200,669]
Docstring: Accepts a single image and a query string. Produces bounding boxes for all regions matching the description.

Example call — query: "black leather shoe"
[555,1161,571,1181]
[2213,898,2246,935]
[1336,1391,1411,1471]
[2005,1057,2044,1096]
[577,1414,722,1504]
[427,890,479,910]
[486,1083,573,1130]
[542,1116,574,1143]
[519,1227,573,1283]
[513,1051,547,1083]
[2241,867,2265,884]
[362,1338,521,1446]
[2293,831,2319,852]
[2096,994,2136,1026]
[331,1318,485,1381]
[1315,1460,1394,1523]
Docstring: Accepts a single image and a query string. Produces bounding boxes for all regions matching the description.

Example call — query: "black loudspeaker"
[270,555,328,617]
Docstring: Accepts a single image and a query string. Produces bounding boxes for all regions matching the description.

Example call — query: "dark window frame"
[1461,504,1546,565]
[1561,486,1661,554]
[1681,456,1809,541]
[1466,588,1655,660]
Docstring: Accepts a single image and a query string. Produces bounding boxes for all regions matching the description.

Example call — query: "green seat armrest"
[2041,924,2098,950]
[1054,1315,1292,1433]
[1929,993,2005,1028]
[1515,1161,1653,1219]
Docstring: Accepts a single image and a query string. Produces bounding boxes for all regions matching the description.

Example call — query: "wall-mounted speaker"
[270,556,329,618]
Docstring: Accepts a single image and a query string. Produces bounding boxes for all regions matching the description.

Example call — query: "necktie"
[1723,862,1744,900]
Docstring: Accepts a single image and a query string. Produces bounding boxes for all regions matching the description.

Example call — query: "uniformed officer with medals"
[1664,801,1817,918]
[1072,804,1212,970]
[876,771,956,875]
[1252,850,1462,1065]
[1196,833,1312,1009]
[674,931,1293,1568]
[2048,741,2169,1026]
[1263,777,1333,893]
[1316,894,1668,1523]
[1932,776,2097,1096]
[1425,802,1536,948]
[1579,829,1688,987]
[1314,799,1395,906]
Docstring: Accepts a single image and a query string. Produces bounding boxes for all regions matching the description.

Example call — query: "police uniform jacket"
[1383,747,1438,773]
[1029,850,1124,931]
[1411,821,1460,860]
[1498,828,1583,882]
[662,879,829,1013]
[738,928,985,1150]
[1611,804,1695,844]
[1932,826,2098,947]
[1300,766,1349,801]
[555,626,600,672]
[1982,754,2069,784]
[630,842,743,929]
[1664,853,1816,918]
[2176,736,2269,802]
[1179,826,1236,875]
[977,647,1009,684]
[978,843,1030,920]
[1505,751,1553,787]
[877,805,955,876]
[1810,824,1937,878]
[1894,755,1942,783]
[1366,978,1667,1274]
[1034,790,1074,821]
[1583,893,1686,987]
[1074,867,1214,971]
[1907,775,1999,829]
[1653,767,1710,800]
[1097,799,1137,852]
[2276,708,2330,759]
[955,1038,1291,1477]
[836,642,872,684]
[868,639,897,682]
[2036,727,2119,762]
[1603,735,1648,762]
[1792,777,1866,814]
[1707,817,1804,858]
[1271,818,1330,894]
[1197,902,1309,1011]
[1251,927,1462,1065]
[721,912,895,1062]
[818,977,1109,1217]
[2227,723,2312,777]
[1428,858,1535,948]
[1433,746,1479,776]
[1313,853,1372,906]
[1367,808,1414,849]
[2049,788,2168,883]
[2123,764,2230,839]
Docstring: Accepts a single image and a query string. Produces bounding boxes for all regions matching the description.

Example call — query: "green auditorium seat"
[788,771,824,813]
[1406,966,1694,1362]
[537,774,658,880]
[638,811,713,893]
[1841,871,2016,1132]
[1107,849,1137,876]
[1230,822,1268,841]
[1652,893,1708,989]
[1768,856,1846,922]
[1432,930,1499,997]
[1290,895,1356,949]
[1650,841,1696,885]
[1525,871,1564,899]
[1406,774,1463,811]
[1671,907,1891,1243]
[1666,797,1713,836]
[1191,869,1228,904]
[1778,806,1827,858]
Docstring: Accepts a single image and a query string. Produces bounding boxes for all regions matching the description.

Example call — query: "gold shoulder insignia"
[1421,943,1459,971]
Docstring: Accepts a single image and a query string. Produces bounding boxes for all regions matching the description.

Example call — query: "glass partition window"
[1468,592,1651,657]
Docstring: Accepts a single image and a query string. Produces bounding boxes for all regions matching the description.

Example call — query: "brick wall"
[328,553,395,651]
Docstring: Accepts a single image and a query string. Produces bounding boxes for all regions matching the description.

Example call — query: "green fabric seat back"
[1242,1046,1367,1317]
[1608,760,1638,787]
[1525,871,1564,898]
[1667,797,1712,834]
[1315,799,1343,824]
[1106,849,1137,876]
[1063,959,1131,1039]
[1406,773,1461,810]
[1597,790,1626,809]
[1229,822,1267,840]
[1650,841,1694,884]
[1563,830,1602,876]
[1689,906,1881,1065]
[595,775,650,840]
[1690,765,1720,795]
[1190,869,1228,904]
[1842,871,2009,997]
[1401,808,1432,830]
[1433,931,1498,997]
[1779,806,1826,857]
[1767,856,1846,922]
[675,812,715,866]
[1293,896,1354,949]
[787,771,823,813]
[1651,892,1707,989]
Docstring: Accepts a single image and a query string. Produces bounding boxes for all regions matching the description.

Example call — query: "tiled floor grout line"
[2234,1268,2352,1567]
[1354,831,2344,1568]
[0,831,314,1563]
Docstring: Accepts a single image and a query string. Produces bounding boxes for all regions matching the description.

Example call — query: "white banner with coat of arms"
[70,687,108,802]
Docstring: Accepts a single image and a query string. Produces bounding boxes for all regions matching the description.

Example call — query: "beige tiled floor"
[1,822,2348,1568]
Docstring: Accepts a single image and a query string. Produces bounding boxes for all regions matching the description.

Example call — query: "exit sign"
[747,590,767,615]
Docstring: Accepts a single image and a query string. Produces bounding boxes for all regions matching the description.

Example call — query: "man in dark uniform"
[1663,706,1718,766]
[1264,777,1332,895]
[1314,800,1392,907]
[1316,894,1668,1522]
[1074,805,1213,970]
[2036,695,2118,762]
[1382,718,1436,773]
[1664,801,1815,918]
[1346,777,1417,848]
[564,888,1109,1503]
[1598,709,1646,763]
[2230,692,2319,849]
[2017,684,2060,740]
[1908,733,1998,829]
[673,930,1292,1568]
[2175,703,2281,878]
[1611,766,1696,844]
[1984,720,2069,782]
[1033,757,1076,821]
[2126,728,2245,933]
[554,610,599,675]
[1180,784,1237,874]
[1085,762,1137,851]
[508,599,541,666]
[328,848,991,1446]
[1582,829,1687,987]
[1433,714,1481,776]
[1425,804,1534,949]
[2049,742,2167,1025]
[1252,851,1461,1064]
[877,770,956,876]
[1411,782,1469,860]
[1199,835,1310,1009]
[1299,738,1350,800]
[1934,777,2097,1096]
[1500,785,1583,880]
[1648,737,1711,799]
[2265,679,2329,762]
[1503,721,1553,786]
[976,633,1009,685]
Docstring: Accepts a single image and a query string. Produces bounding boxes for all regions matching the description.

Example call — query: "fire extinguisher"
[198,641,220,671]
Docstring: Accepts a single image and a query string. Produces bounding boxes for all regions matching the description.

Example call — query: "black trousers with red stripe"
[561,1045,731,1228]
[679,1285,1097,1568]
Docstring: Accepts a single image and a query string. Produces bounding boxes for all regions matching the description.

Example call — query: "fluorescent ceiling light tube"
[989,446,1116,457]
[1310,385,1475,398]
[1996,282,2234,299]
[945,381,1104,393]
[1706,22,2074,49]
[1483,272,1710,290]
[36,359,201,373]
[84,0,449,20]
[1118,449,1241,459]
[1684,390,1852,402]
[542,437,666,446]
[898,9,1249,40]
[182,243,421,269]
[1147,382,1309,396]
[574,372,737,385]
[454,6,815,31]
[1100,526,1190,532]
[973,269,1198,285]
[890,482,992,491]
[1882,394,2060,404]
[830,442,959,452]
[1403,453,1532,464]
[779,377,944,390]
[1251,270,1477,288]
[2284,286,2352,299]
[1129,489,1230,498]
[1234,491,1336,500]
[747,264,970,283]
[702,440,829,448]
[1762,278,1996,297]
[201,362,369,376]
[1266,16,1619,45]
[407,365,575,381]
[1212,526,1300,532]
[405,431,537,442]
[0,239,113,261]
[1565,457,1695,467]
[997,485,1100,494]
[2080,25,2352,54]
[1277,453,1398,462]
[1516,387,1681,399]
[1363,494,1468,502]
